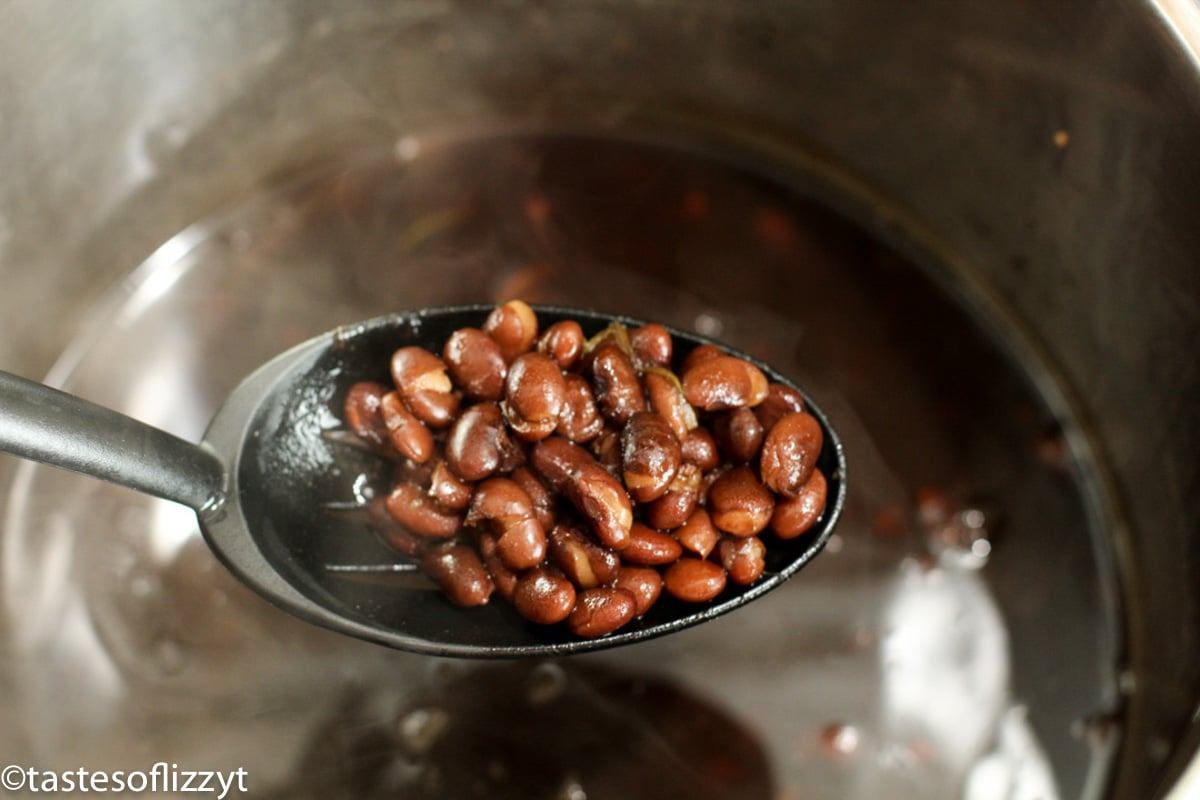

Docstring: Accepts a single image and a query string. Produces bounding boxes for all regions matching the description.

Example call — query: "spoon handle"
[0,370,225,511]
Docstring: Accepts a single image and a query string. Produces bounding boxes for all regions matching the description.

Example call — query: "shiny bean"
[531,437,633,550]
[537,320,585,369]
[343,381,390,447]
[484,299,539,362]
[613,565,663,617]
[663,558,727,602]
[568,588,637,638]
[467,477,547,570]
[385,482,463,538]
[712,407,765,464]
[707,465,775,537]
[674,508,721,558]
[678,343,723,375]
[510,466,557,531]
[754,382,806,432]
[443,327,507,401]
[591,427,622,472]
[547,524,620,589]
[428,459,473,511]
[681,355,769,411]
[718,535,767,585]
[503,352,566,441]
[368,496,422,556]
[390,346,460,427]
[589,343,645,424]
[621,522,684,565]
[770,468,828,539]
[681,427,721,472]
[620,411,683,503]
[630,323,673,368]
[380,391,435,463]
[759,411,823,498]
[556,373,604,443]
[644,368,698,442]
[644,461,701,530]
[513,567,577,625]
[479,532,519,601]
[446,402,522,481]
[422,544,493,607]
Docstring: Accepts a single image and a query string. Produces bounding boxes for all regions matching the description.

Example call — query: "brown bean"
[644,369,698,442]
[547,524,620,589]
[613,566,663,617]
[380,391,435,463]
[446,402,522,481]
[591,427,622,472]
[568,587,637,637]
[385,482,463,538]
[681,427,721,472]
[484,299,539,362]
[537,320,585,369]
[479,532,519,601]
[718,535,767,585]
[674,508,720,558]
[589,343,646,424]
[630,323,673,368]
[390,346,460,428]
[707,465,775,537]
[467,478,547,570]
[510,466,557,531]
[422,544,493,607]
[644,461,701,530]
[759,411,823,498]
[620,411,683,503]
[663,558,727,602]
[556,373,604,443]
[503,352,566,441]
[428,459,472,511]
[678,343,724,375]
[344,381,390,447]
[513,567,577,625]
[770,468,828,539]
[368,496,422,556]
[622,522,685,565]
[531,437,633,550]
[681,355,769,411]
[754,382,806,432]
[712,407,765,463]
[443,327,507,401]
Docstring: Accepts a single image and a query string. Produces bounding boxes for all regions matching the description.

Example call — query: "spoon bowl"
[1,304,846,657]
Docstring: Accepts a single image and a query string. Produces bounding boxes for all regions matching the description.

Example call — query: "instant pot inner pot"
[3,131,1122,799]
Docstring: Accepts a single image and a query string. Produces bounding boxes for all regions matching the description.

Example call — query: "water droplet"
[527,662,568,706]
[694,311,724,337]
[398,707,450,754]
[820,722,860,756]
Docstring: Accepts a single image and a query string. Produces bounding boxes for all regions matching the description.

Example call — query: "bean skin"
[663,558,727,602]
[681,355,769,411]
[712,407,765,464]
[380,391,435,463]
[681,427,721,472]
[344,381,390,447]
[428,459,472,512]
[613,565,663,617]
[503,352,567,441]
[674,508,720,558]
[678,343,723,375]
[446,402,522,481]
[537,320,585,369]
[621,522,684,565]
[531,437,633,550]
[589,343,646,424]
[568,588,637,637]
[591,428,622,472]
[510,466,557,531]
[707,465,775,537]
[513,567,577,625]
[630,323,673,368]
[620,411,683,503]
[754,382,806,432]
[385,482,463,538]
[479,532,519,601]
[759,411,823,498]
[467,477,547,570]
[484,300,539,362]
[770,468,828,539]
[443,327,507,401]
[718,535,767,585]
[422,544,493,607]
[644,369,698,442]
[547,524,620,589]
[644,461,701,530]
[390,346,460,427]
[556,373,604,443]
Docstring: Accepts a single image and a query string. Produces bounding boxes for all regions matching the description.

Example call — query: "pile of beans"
[342,301,828,638]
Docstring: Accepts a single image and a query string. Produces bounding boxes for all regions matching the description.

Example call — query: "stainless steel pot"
[1,2,1197,798]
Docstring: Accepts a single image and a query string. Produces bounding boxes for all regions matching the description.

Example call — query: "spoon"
[0,304,846,657]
